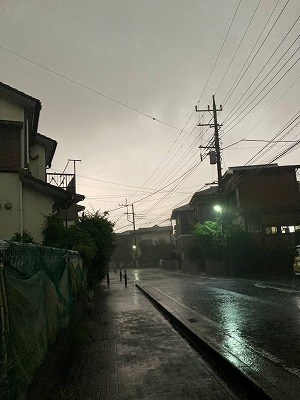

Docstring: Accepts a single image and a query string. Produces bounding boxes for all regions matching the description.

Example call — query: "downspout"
[19,116,27,241]
[26,116,30,167]
[19,181,23,242]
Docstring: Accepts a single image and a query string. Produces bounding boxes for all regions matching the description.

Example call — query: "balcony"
[46,172,75,193]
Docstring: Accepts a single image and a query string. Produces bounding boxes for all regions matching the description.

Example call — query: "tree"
[42,211,116,287]
[192,221,223,260]
[11,230,35,243]
[79,211,116,285]
[189,220,262,275]
[138,239,176,266]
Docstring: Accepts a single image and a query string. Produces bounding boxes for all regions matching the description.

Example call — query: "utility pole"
[131,203,137,269]
[68,159,81,193]
[66,159,81,227]
[195,95,223,192]
[120,200,137,268]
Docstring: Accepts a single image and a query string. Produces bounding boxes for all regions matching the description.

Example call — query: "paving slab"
[59,273,246,400]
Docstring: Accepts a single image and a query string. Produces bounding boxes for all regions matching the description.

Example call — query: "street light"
[213,204,222,214]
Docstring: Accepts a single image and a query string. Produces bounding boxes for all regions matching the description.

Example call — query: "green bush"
[42,211,116,287]
[189,221,262,274]
[138,239,176,265]
[10,230,35,243]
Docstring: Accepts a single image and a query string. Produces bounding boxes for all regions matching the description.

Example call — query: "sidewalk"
[57,272,241,400]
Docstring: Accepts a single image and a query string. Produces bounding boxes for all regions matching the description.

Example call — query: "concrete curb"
[136,283,298,400]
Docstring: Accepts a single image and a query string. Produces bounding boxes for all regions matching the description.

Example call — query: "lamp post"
[213,204,224,246]
[132,244,137,269]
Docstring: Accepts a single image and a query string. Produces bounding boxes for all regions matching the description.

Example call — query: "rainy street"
[131,268,300,379]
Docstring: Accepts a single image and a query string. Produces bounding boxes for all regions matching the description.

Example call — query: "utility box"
[209,150,217,165]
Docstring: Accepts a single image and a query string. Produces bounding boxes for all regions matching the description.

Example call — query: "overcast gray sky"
[1,0,300,232]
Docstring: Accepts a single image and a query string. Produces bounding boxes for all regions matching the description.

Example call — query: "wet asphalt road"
[130,268,300,379]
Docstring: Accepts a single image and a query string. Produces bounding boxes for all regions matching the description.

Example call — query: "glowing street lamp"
[213,204,222,214]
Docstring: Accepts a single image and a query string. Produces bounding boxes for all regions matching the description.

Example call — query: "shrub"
[42,211,116,287]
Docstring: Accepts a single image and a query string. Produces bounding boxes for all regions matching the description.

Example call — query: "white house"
[0,82,84,243]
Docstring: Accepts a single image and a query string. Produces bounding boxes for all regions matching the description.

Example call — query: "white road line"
[254,283,299,294]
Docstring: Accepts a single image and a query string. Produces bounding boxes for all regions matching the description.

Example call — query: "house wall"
[195,203,215,223]
[0,173,21,240]
[29,143,47,181]
[138,228,172,244]
[0,173,54,243]
[23,186,54,243]
[239,171,299,209]
[0,94,24,122]
[174,212,192,237]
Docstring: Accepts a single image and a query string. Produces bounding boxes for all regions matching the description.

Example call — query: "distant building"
[171,163,300,274]
[137,224,172,245]
[113,224,173,267]
[170,204,194,262]
[222,164,300,234]
[0,82,84,243]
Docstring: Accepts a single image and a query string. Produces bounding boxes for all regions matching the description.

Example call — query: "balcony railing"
[46,172,75,192]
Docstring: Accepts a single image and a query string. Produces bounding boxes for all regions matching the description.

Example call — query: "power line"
[221,0,284,105]
[224,16,300,123]
[0,43,196,137]
[139,162,201,219]
[215,0,262,96]
[245,110,300,165]
[232,73,300,142]
[197,0,242,104]
[132,160,202,205]
[128,109,197,201]
[224,37,300,128]
[222,55,300,136]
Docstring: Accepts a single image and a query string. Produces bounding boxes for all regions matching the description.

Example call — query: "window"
[266,226,277,235]
[0,123,22,171]
[281,226,295,234]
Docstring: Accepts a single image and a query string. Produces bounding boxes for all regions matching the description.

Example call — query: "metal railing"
[46,172,75,191]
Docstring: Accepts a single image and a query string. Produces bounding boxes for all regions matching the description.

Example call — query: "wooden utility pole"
[120,200,137,268]
[195,95,223,191]
[67,159,81,193]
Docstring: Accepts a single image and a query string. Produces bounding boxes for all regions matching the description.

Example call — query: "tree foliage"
[42,211,116,287]
[192,221,223,260]
[190,220,260,267]
[11,230,35,243]
[138,239,176,266]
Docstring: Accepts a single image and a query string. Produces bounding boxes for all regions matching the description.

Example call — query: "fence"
[0,240,87,400]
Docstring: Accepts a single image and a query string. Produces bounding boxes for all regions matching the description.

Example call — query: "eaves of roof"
[189,186,219,205]
[20,173,85,207]
[171,204,193,219]
[0,81,42,141]
[137,225,172,233]
[0,81,41,109]
[223,164,300,180]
